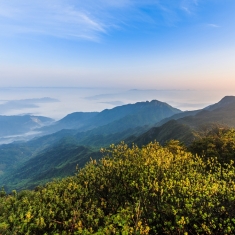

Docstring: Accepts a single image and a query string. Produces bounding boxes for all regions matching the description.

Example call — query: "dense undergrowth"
[1,129,235,234]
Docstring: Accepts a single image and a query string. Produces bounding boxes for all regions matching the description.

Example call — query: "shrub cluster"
[1,141,235,234]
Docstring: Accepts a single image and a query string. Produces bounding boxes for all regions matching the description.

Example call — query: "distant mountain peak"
[205,96,235,111]
[149,99,170,105]
[219,96,235,103]
[150,99,163,104]
[135,99,179,109]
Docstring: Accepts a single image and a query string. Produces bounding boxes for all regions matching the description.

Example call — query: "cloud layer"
[0,97,59,113]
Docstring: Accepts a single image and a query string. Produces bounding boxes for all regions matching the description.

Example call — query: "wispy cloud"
[0,0,107,40]
[180,0,199,14]
[206,23,220,28]
[0,0,203,41]
[181,6,191,14]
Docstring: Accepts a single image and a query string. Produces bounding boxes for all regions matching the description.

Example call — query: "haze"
[0,0,235,116]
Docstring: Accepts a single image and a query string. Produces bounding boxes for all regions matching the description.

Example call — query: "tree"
[189,128,235,164]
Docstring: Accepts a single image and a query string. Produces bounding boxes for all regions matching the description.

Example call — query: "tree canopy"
[1,139,235,234]
[189,128,235,165]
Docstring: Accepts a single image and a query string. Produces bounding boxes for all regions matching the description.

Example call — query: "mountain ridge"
[1,96,235,192]
[36,99,182,135]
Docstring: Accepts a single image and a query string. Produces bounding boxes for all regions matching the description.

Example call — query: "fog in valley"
[1,87,233,120]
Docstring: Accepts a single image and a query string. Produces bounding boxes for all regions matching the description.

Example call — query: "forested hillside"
[0,99,181,190]
[1,96,235,192]
[1,133,235,234]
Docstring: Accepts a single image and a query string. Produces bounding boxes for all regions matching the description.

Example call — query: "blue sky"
[0,0,235,91]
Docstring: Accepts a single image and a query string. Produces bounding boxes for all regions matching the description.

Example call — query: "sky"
[0,0,235,91]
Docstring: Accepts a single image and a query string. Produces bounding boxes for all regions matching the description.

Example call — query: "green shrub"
[0,141,235,234]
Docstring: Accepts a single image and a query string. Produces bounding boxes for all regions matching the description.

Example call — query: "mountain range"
[0,96,235,192]
[37,100,181,134]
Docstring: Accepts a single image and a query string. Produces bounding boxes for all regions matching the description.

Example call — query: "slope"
[86,100,182,129]
[130,120,197,146]
[37,100,182,135]
[37,112,98,134]
[6,96,235,191]
[0,100,182,190]
[177,99,235,130]
[131,96,235,147]
[1,138,101,192]
[0,115,53,137]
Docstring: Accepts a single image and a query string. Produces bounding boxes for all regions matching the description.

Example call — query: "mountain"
[177,98,235,130]
[38,112,98,134]
[2,96,235,192]
[0,100,181,191]
[0,142,35,175]
[156,96,235,126]
[131,96,235,147]
[0,115,53,137]
[37,100,182,135]
[34,100,182,148]
[0,126,150,192]
[155,110,200,127]
[85,100,182,129]
[16,99,182,150]
[205,96,235,111]
[0,129,80,177]
[1,140,101,192]
[130,120,197,146]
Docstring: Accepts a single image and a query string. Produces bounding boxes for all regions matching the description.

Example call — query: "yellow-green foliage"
[1,141,235,234]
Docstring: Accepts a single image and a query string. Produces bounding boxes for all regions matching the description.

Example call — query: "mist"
[0,87,234,120]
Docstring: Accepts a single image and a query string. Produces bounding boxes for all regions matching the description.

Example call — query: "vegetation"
[1,138,235,234]
[2,96,235,192]
[189,128,235,165]
[0,99,179,187]
[133,120,197,147]
[1,96,235,233]
[0,142,101,192]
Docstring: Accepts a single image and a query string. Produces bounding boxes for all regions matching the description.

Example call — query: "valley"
[1,96,235,192]
[1,1,235,233]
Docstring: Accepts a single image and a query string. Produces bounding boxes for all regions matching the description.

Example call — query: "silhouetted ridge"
[59,112,98,123]
[219,95,235,103]
[205,96,235,111]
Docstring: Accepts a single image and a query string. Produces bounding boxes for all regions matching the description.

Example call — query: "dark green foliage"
[0,126,149,192]
[1,141,235,234]
[0,129,79,177]
[1,141,101,192]
[132,120,197,146]
[0,143,35,175]
[189,128,235,165]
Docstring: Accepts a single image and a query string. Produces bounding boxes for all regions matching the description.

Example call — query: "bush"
[0,141,235,234]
